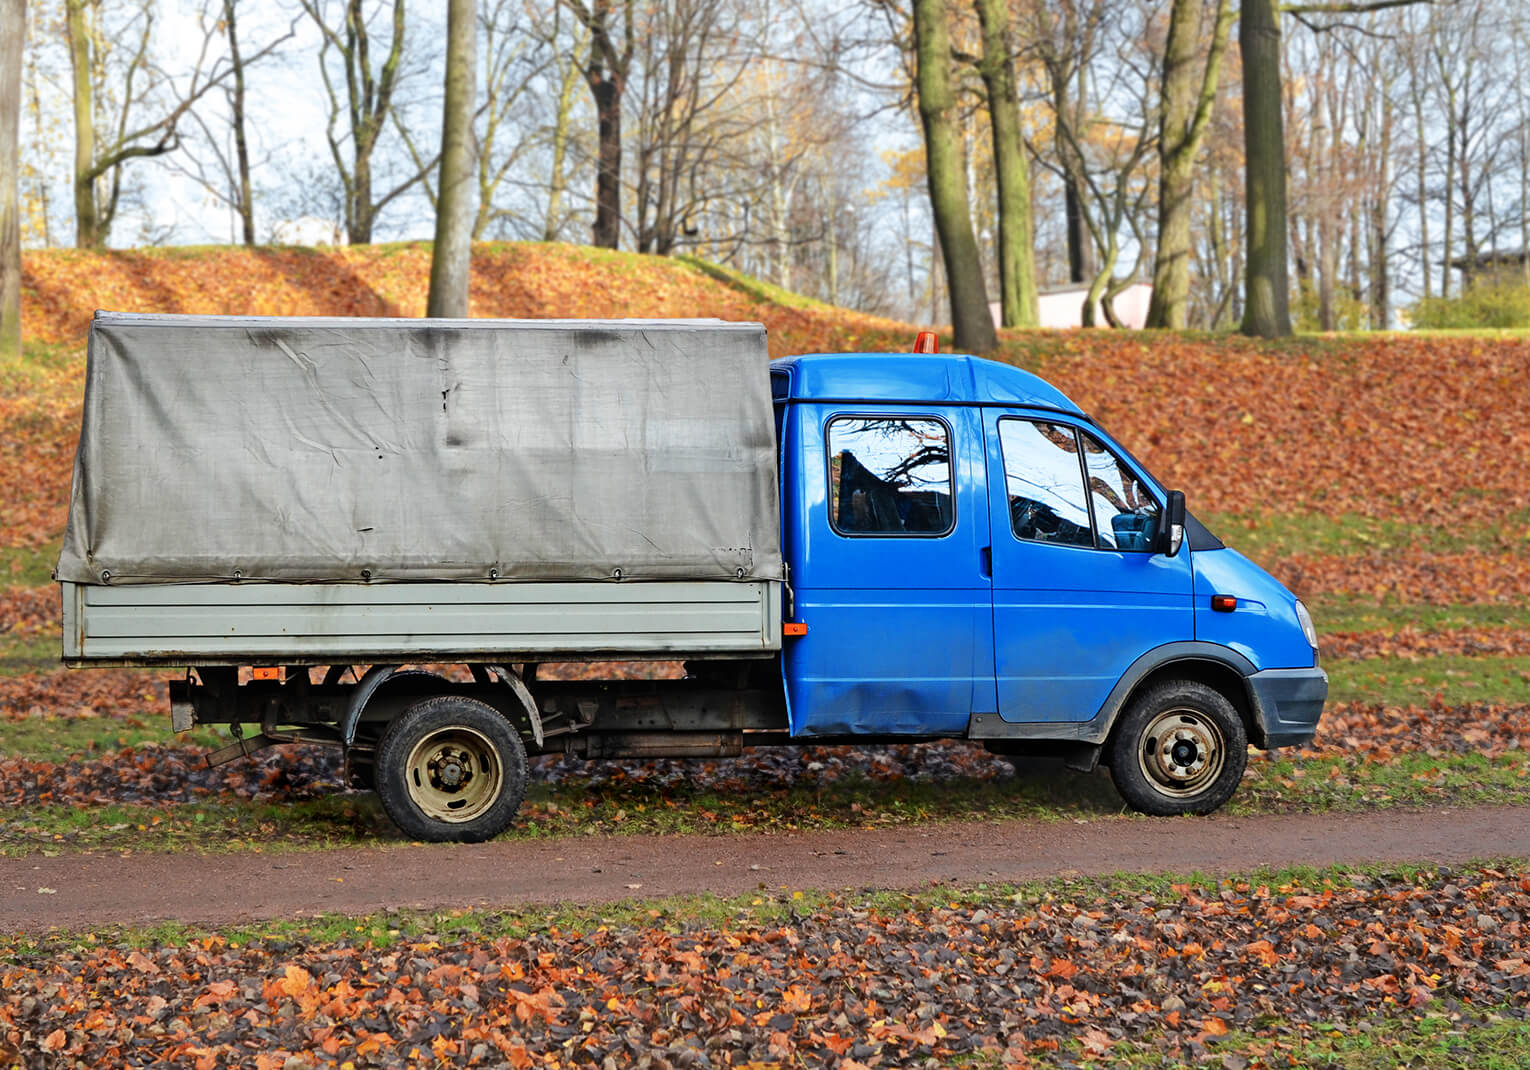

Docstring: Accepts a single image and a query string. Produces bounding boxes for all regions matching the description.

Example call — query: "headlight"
[1294,600,1318,650]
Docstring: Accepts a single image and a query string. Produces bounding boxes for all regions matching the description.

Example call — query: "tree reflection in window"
[998,419,1094,547]
[828,417,954,535]
[1081,431,1159,551]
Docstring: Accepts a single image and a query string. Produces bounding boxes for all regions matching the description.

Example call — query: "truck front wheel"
[1107,680,1247,816]
[375,696,528,842]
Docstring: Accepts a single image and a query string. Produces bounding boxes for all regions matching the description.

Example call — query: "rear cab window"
[827,416,954,536]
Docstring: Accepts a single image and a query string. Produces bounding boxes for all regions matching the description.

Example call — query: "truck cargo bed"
[61,580,782,666]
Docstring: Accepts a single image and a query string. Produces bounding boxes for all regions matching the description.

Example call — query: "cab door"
[783,405,993,736]
[985,412,1193,723]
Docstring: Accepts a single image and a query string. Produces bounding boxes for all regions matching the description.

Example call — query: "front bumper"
[1247,666,1328,749]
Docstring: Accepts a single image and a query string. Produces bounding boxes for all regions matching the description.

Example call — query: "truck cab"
[771,351,1326,814]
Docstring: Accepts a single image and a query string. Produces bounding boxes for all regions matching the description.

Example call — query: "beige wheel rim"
[404,725,503,823]
[1137,708,1225,799]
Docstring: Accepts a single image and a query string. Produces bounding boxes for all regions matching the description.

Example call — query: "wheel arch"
[339,664,543,748]
[1095,643,1259,748]
[1108,658,1257,748]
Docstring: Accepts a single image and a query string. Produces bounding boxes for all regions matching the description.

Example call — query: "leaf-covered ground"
[3,865,1527,1068]
[2,685,1527,856]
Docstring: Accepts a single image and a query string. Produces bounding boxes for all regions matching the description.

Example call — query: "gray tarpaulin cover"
[57,313,783,585]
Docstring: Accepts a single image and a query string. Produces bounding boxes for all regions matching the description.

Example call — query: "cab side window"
[997,419,1094,547]
[1080,430,1159,551]
[827,416,954,536]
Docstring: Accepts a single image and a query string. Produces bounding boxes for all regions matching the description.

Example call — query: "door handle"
[979,546,991,578]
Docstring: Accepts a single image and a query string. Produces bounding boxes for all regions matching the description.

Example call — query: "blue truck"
[59,314,1326,841]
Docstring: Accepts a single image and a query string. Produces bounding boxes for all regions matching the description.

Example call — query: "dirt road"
[5,806,1528,932]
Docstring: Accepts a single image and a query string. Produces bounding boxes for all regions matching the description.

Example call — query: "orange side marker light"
[783,622,808,636]
[252,666,281,681]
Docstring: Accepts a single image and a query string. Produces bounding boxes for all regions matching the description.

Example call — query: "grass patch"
[673,254,832,312]
[1205,508,1530,563]
[0,761,1125,857]
[1240,750,1530,812]
[0,714,222,763]
[0,633,61,676]
[5,743,1529,857]
[0,795,395,857]
[0,858,1517,951]
[0,540,61,587]
[1308,598,1530,636]
[1068,1006,1530,1069]
[1327,653,1530,705]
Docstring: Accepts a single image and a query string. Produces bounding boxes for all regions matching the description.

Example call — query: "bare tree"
[1144,0,1233,329]
[221,0,254,244]
[542,10,588,241]
[630,0,758,256]
[428,0,477,318]
[1,0,22,362]
[168,2,295,245]
[395,1,570,242]
[301,0,428,245]
[1240,0,1440,336]
[63,0,253,248]
[1062,15,1158,329]
[1023,0,1113,286]
[564,0,634,249]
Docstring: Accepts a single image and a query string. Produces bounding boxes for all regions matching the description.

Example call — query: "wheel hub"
[403,726,502,822]
[430,749,471,790]
[1138,710,1225,798]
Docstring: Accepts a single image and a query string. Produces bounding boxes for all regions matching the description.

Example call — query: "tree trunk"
[590,77,621,248]
[0,0,23,362]
[542,25,586,242]
[65,0,100,249]
[1146,0,1232,329]
[427,0,476,319]
[1064,176,1090,284]
[1239,0,1291,338]
[1317,214,1336,331]
[1439,77,1456,298]
[974,0,1037,328]
[350,153,374,245]
[224,0,255,245]
[913,0,995,353]
[1408,67,1430,300]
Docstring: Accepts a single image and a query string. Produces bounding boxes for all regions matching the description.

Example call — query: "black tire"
[375,695,528,843]
[1106,680,1247,816]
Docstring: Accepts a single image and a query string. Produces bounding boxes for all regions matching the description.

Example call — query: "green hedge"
[1410,280,1530,329]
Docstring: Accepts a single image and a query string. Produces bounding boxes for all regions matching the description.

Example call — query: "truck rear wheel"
[375,696,528,842]
[1107,680,1246,816]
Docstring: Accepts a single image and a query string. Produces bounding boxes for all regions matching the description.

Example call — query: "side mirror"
[1159,490,1186,556]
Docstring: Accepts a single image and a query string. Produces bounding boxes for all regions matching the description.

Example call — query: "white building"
[991,281,1154,329]
[269,216,347,247]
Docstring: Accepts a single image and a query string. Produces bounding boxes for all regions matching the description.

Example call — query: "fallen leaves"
[1,866,1526,1066]
[1324,626,1530,661]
